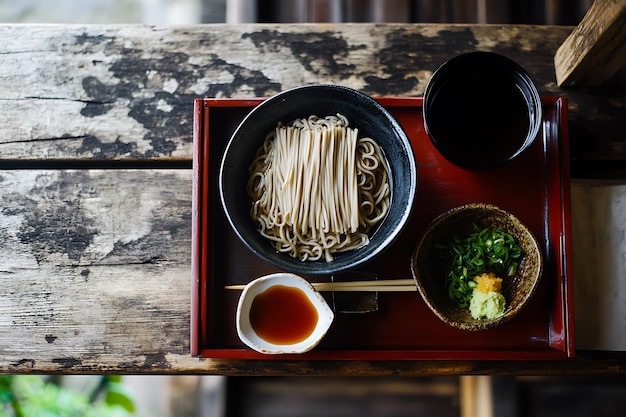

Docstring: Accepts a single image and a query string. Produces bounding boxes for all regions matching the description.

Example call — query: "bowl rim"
[235,273,335,354]
[422,51,543,169]
[410,202,543,331]
[219,83,418,275]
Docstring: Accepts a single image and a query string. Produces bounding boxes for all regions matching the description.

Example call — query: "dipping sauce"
[427,71,530,165]
[249,285,319,345]
[423,52,541,169]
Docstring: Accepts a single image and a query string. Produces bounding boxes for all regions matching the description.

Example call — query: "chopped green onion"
[436,223,523,307]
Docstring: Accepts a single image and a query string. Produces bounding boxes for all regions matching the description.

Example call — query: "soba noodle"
[247,114,391,262]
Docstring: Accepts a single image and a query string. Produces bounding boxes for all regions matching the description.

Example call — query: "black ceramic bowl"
[219,84,417,275]
[423,52,542,169]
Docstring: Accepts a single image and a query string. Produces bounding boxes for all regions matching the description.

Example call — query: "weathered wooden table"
[1,23,625,375]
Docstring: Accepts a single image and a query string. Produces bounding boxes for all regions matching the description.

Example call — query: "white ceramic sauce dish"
[236,273,334,354]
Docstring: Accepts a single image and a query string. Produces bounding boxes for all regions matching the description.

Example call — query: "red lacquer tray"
[191,96,574,360]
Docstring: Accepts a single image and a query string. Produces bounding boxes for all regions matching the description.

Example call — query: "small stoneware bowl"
[411,203,542,331]
[219,84,417,275]
[423,52,542,169]
[236,273,334,354]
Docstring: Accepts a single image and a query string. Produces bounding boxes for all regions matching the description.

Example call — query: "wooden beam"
[461,376,494,417]
[554,0,626,87]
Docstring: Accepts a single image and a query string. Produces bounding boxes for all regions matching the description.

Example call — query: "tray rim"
[191,95,574,360]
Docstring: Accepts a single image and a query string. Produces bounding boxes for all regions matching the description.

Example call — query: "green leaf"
[105,376,123,384]
[104,383,135,413]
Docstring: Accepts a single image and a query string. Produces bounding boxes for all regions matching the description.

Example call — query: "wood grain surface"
[0,170,192,372]
[1,24,625,374]
[0,24,624,174]
[554,0,626,87]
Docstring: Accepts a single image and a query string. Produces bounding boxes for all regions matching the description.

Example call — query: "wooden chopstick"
[314,279,414,287]
[312,285,416,292]
[224,278,416,292]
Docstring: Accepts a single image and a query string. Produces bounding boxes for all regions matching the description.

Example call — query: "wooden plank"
[0,24,624,176]
[1,263,191,373]
[0,169,625,373]
[554,0,626,86]
[0,169,193,373]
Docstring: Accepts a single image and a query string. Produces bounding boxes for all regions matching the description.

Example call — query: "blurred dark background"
[204,0,593,25]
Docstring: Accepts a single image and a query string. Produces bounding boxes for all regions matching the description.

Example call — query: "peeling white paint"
[162,78,179,94]
[156,98,173,112]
